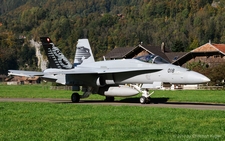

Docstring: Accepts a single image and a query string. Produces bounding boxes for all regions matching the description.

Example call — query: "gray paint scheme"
[8,37,210,103]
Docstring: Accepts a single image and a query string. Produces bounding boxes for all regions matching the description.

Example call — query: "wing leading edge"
[52,68,162,75]
[8,70,44,77]
[8,68,162,77]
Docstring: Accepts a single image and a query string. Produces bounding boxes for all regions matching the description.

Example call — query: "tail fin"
[74,39,95,66]
[40,37,73,69]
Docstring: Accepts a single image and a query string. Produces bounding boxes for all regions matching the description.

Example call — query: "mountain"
[1,0,225,74]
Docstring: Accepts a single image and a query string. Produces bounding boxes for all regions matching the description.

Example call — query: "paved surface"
[0,98,225,110]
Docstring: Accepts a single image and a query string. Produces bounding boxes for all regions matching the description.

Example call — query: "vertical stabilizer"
[74,39,95,66]
[40,37,73,69]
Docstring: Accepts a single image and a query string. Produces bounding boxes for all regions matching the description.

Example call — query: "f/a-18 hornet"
[8,37,210,104]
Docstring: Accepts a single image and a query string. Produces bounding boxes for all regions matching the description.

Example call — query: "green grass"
[0,84,225,140]
[0,102,224,141]
[1,84,225,103]
[150,90,225,104]
[0,85,72,98]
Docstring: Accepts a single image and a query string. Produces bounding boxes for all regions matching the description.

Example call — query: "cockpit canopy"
[134,54,170,64]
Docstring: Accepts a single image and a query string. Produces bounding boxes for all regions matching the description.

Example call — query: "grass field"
[0,84,225,140]
[0,84,225,103]
[0,102,224,140]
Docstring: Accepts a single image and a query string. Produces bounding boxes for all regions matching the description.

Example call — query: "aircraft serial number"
[168,68,175,73]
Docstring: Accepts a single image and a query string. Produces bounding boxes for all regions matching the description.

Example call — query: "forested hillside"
[0,0,225,74]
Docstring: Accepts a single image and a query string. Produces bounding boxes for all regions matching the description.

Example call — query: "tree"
[1,0,225,76]
[187,61,225,86]
[171,40,185,52]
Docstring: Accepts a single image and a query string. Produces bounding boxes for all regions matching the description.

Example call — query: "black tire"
[71,93,80,103]
[140,96,147,104]
[146,97,151,104]
[105,96,115,102]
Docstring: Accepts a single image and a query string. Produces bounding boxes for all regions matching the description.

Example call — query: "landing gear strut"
[71,86,93,103]
[139,89,154,104]
[129,84,154,104]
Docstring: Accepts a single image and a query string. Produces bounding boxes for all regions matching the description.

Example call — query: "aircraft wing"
[98,68,162,74]
[8,70,44,77]
[57,68,162,75]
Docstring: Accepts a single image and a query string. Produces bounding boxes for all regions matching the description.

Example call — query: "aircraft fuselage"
[43,59,210,86]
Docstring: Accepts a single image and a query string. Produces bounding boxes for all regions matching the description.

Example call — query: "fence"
[50,86,72,90]
[198,86,224,90]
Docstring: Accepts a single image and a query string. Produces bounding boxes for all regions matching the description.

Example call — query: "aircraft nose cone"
[201,76,210,83]
[188,71,210,84]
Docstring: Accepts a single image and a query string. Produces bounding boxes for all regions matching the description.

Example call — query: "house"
[5,76,41,85]
[105,43,187,64]
[106,41,225,68]
[173,42,225,67]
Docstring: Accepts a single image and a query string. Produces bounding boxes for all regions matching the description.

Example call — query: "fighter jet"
[8,37,210,104]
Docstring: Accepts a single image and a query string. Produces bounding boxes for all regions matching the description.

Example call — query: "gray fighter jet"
[8,37,210,104]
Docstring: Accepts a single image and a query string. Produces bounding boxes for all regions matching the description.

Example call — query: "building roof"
[105,42,225,66]
[191,43,225,55]
[173,43,225,65]
[210,44,225,54]
[105,44,172,62]
[165,52,187,63]
[105,47,136,59]
[195,43,225,54]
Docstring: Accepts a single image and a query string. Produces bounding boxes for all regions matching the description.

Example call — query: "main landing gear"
[71,93,80,103]
[139,91,154,104]
[71,87,93,103]
[129,84,154,104]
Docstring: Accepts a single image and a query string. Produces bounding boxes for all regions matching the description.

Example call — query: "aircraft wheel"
[105,96,115,102]
[148,97,151,104]
[71,93,80,103]
[140,96,147,104]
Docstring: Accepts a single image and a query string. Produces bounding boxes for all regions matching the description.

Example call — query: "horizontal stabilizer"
[8,70,44,77]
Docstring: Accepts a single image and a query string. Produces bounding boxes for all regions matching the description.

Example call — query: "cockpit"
[134,54,170,64]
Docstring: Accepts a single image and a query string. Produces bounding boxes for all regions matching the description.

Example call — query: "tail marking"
[74,39,95,66]
[40,37,73,69]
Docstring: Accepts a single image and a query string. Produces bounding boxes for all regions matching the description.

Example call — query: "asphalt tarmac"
[0,98,225,110]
